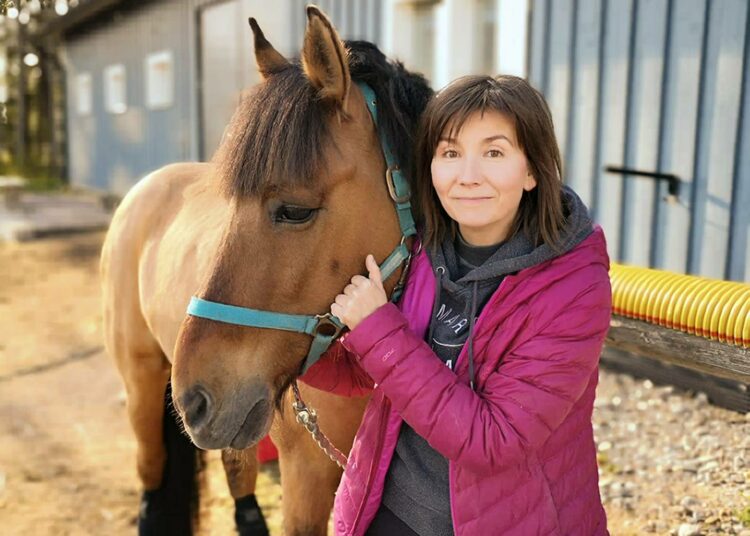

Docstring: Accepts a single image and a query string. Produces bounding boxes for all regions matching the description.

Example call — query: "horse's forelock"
[216,42,433,200]
[216,64,335,198]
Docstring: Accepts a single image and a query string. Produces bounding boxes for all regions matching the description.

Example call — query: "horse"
[100,6,431,535]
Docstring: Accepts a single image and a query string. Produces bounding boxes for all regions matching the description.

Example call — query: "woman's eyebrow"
[484,134,513,145]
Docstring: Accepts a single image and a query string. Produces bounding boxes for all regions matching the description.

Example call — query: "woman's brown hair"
[414,74,566,250]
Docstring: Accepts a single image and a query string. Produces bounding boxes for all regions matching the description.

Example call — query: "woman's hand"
[331,254,387,330]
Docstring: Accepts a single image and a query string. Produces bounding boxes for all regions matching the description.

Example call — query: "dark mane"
[216,41,433,199]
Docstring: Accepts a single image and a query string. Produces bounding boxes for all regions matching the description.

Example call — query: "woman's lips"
[454,197,491,203]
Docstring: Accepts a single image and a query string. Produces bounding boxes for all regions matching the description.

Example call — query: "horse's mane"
[216,41,433,199]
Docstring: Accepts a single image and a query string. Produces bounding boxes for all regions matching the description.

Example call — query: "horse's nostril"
[181,385,213,430]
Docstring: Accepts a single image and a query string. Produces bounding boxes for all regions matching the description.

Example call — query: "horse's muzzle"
[176,382,272,450]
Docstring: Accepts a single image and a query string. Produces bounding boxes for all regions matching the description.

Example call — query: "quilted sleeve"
[342,270,612,473]
[299,340,375,397]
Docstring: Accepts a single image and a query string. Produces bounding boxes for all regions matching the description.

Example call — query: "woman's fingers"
[366,254,383,289]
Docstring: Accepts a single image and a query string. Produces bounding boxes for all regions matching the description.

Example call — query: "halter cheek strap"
[186,81,416,374]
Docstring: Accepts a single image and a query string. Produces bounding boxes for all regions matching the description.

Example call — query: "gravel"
[594,370,750,535]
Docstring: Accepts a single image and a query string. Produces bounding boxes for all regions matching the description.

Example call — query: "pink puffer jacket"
[303,226,612,535]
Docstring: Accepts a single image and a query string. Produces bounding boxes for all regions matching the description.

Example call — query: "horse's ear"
[301,6,351,109]
[249,17,289,79]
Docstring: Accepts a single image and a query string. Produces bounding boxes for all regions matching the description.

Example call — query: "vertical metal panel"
[589,0,608,222]
[563,0,578,187]
[358,0,368,39]
[649,0,673,268]
[652,0,705,273]
[346,0,357,38]
[619,0,669,267]
[332,0,343,29]
[372,0,382,44]
[533,0,749,279]
[565,0,602,208]
[649,0,674,266]
[527,0,549,90]
[688,0,748,278]
[728,2,750,282]
[291,0,307,51]
[593,0,633,260]
[546,0,574,159]
[199,0,245,159]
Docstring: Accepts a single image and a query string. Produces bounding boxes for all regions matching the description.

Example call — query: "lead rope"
[291,381,348,469]
[290,245,417,469]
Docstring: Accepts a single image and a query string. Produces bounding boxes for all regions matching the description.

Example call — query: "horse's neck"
[135,163,231,360]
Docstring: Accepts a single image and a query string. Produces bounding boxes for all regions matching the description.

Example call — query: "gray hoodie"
[379,185,595,535]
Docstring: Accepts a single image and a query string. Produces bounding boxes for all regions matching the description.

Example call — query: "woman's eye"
[487,149,503,158]
[443,149,459,158]
[274,205,318,224]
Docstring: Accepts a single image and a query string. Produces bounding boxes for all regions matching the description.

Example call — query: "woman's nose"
[457,158,482,185]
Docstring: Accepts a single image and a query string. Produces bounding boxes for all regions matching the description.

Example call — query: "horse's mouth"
[229,398,272,450]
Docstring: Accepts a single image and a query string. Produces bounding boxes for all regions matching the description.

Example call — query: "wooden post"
[605,316,750,383]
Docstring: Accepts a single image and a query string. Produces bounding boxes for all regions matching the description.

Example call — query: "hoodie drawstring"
[467,281,478,391]
[426,266,445,348]
[429,266,478,392]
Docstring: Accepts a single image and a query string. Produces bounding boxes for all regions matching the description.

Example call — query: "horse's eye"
[274,205,318,224]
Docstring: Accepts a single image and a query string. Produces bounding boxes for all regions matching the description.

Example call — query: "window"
[103,64,127,114]
[145,50,174,110]
[76,72,92,116]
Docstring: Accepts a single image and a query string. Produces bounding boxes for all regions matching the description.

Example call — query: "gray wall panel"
[65,0,193,194]
[566,0,602,208]
[593,0,633,261]
[530,0,749,280]
[620,0,668,267]
[528,0,549,90]
[690,0,747,279]
[729,1,750,282]
[653,0,705,274]
[546,0,574,159]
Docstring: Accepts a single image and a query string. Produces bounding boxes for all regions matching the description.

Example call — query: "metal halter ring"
[313,313,344,338]
[386,167,411,204]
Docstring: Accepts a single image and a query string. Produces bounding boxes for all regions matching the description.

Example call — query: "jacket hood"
[430,184,594,291]
[425,184,595,390]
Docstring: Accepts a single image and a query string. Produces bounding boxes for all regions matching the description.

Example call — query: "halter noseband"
[187,82,417,375]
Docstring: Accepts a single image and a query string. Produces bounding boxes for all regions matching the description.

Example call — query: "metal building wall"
[63,0,383,194]
[64,0,198,194]
[529,0,750,282]
[288,0,382,50]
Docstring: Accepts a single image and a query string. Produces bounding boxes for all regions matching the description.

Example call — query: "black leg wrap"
[235,494,270,536]
[138,488,193,536]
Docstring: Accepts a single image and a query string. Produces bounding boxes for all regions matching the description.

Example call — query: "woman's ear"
[524,172,537,192]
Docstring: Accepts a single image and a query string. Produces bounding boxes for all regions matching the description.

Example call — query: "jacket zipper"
[351,397,391,535]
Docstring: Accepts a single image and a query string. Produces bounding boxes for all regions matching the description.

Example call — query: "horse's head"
[171,7,431,450]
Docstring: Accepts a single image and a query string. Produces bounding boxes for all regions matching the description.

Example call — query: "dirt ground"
[0,232,746,535]
[0,233,283,535]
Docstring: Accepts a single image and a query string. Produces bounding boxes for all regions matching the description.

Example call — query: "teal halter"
[187,82,417,375]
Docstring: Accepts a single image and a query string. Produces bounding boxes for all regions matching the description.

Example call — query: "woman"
[305,74,611,535]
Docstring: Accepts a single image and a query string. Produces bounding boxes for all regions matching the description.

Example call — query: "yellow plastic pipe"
[609,263,750,348]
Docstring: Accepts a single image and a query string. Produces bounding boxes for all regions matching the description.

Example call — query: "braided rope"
[291,381,348,469]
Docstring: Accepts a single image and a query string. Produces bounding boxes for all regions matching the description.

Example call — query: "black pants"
[365,504,420,536]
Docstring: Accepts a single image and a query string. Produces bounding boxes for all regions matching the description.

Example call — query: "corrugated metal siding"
[529,0,750,282]
[289,0,382,50]
[64,0,196,194]
[63,0,384,193]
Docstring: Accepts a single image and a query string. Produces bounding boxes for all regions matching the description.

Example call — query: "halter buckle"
[313,313,345,339]
[386,167,411,204]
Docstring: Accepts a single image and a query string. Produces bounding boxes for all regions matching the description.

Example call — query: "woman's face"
[431,111,537,246]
